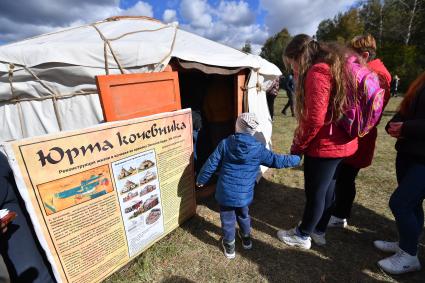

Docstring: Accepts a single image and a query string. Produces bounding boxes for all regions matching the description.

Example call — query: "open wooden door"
[96,71,181,122]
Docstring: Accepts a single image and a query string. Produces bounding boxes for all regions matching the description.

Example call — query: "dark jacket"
[386,87,425,159]
[285,75,295,94]
[196,133,300,207]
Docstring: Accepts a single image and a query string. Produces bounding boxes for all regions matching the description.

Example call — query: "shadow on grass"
[182,177,424,283]
[160,276,196,283]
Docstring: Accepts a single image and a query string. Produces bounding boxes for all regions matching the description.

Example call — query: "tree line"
[259,0,424,92]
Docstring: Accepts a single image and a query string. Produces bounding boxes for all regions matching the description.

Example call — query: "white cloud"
[216,1,255,26]
[120,1,153,17]
[0,16,59,42]
[0,0,265,55]
[180,0,212,29]
[1,0,357,55]
[163,9,177,23]
[0,0,153,42]
[179,0,268,54]
[260,0,356,36]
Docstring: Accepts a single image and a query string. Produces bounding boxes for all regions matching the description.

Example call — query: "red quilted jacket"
[290,63,358,158]
[344,59,391,168]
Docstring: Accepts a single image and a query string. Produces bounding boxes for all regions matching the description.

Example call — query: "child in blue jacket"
[196,113,301,259]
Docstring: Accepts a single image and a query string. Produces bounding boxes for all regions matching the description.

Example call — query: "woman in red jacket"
[277,34,358,249]
[329,34,392,228]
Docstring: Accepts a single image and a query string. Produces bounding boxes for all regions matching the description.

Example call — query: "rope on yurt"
[158,25,178,69]
[106,25,174,41]
[240,71,264,112]
[7,63,26,137]
[22,66,64,131]
[0,18,181,138]
[103,41,109,75]
[3,61,64,133]
[91,24,125,75]
[91,22,178,74]
[0,90,98,103]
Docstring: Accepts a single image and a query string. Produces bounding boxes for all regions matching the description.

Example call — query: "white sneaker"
[221,240,236,259]
[277,228,311,250]
[377,248,422,275]
[327,215,347,228]
[311,231,326,246]
[374,240,399,253]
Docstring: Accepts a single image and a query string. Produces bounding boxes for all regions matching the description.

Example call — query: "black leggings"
[299,156,342,235]
[282,91,294,116]
[333,163,360,219]
[266,95,277,119]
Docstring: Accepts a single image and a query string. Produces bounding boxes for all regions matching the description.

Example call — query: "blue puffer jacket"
[196,133,301,207]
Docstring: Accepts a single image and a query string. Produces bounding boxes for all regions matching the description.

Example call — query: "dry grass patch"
[106,92,424,283]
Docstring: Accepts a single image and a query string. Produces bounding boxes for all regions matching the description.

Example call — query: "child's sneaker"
[277,227,311,249]
[222,239,236,259]
[238,231,252,250]
[377,248,421,275]
[374,240,399,253]
[327,215,347,228]
[311,231,326,246]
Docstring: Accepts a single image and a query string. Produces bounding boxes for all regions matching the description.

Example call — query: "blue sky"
[119,0,266,25]
[0,0,356,54]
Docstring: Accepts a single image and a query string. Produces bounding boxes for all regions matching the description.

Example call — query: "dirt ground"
[106,93,425,283]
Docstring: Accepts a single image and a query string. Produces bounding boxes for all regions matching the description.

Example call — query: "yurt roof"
[0,16,281,76]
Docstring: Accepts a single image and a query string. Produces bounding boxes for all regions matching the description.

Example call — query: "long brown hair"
[399,72,425,116]
[283,34,354,122]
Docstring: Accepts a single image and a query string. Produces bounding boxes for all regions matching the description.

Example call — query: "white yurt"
[0,16,281,145]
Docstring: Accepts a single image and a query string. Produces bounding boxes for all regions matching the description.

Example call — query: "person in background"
[0,153,55,283]
[196,113,301,259]
[276,34,358,249]
[328,34,392,228]
[192,110,203,174]
[179,72,206,175]
[266,76,280,120]
[391,75,400,97]
[281,74,295,117]
[375,71,425,275]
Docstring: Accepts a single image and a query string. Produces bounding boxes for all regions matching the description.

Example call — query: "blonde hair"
[283,34,354,122]
[349,34,377,61]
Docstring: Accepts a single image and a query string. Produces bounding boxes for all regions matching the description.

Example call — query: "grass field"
[106,91,424,283]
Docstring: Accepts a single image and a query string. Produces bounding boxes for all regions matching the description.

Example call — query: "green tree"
[241,40,252,54]
[316,0,424,91]
[358,0,383,46]
[316,8,364,43]
[316,19,338,42]
[260,28,292,73]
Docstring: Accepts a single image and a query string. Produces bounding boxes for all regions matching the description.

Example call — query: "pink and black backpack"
[339,56,385,138]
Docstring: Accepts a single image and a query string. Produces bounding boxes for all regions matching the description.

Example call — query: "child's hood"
[227,133,261,161]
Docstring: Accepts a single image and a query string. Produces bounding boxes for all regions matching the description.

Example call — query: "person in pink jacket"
[329,34,392,228]
[277,34,358,249]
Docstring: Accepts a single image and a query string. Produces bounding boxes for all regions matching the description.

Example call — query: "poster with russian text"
[1,109,196,283]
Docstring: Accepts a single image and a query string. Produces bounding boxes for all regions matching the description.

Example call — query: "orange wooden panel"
[96,72,181,122]
[234,70,247,117]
